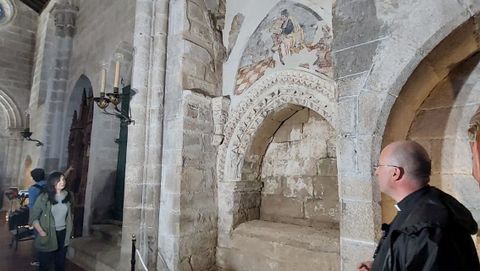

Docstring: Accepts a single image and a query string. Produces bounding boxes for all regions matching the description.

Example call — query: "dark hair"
[31,168,45,182]
[281,9,289,17]
[45,171,70,205]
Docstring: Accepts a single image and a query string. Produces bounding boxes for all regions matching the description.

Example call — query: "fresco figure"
[468,108,480,186]
[308,24,332,74]
[270,9,305,65]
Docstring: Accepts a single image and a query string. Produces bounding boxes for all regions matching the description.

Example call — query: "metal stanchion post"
[131,234,136,271]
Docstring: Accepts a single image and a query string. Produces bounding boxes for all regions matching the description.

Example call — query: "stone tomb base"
[217,220,340,271]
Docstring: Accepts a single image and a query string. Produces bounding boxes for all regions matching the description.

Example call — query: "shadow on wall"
[91,170,116,224]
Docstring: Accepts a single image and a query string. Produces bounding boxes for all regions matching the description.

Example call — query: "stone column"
[34,1,78,171]
[120,0,169,270]
[332,1,385,269]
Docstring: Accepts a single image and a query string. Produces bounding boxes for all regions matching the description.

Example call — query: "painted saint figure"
[270,9,306,65]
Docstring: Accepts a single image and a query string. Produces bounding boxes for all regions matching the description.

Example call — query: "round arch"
[0,88,23,129]
[217,69,336,248]
[333,2,480,269]
[218,70,335,182]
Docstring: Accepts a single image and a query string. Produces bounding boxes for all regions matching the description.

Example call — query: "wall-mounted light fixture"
[93,55,134,125]
[20,128,44,146]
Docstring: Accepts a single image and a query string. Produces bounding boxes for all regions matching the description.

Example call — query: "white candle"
[100,68,106,93]
[113,60,120,88]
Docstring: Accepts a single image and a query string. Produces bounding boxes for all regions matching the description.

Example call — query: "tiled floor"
[0,211,85,271]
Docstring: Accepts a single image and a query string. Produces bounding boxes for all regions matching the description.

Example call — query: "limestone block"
[273,121,303,143]
[260,195,304,219]
[391,0,469,55]
[333,0,385,49]
[410,107,473,139]
[362,37,418,95]
[341,238,377,271]
[336,136,357,176]
[189,248,216,271]
[182,57,206,80]
[317,158,338,176]
[439,175,480,212]
[341,200,378,241]
[429,138,472,174]
[284,176,314,200]
[297,139,328,159]
[333,40,379,78]
[123,183,143,208]
[261,176,283,195]
[337,97,357,136]
[357,91,388,134]
[305,199,340,224]
[219,220,340,271]
[181,167,205,191]
[336,71,367,98]
[339,174,375,202]
[327,138,337,158]
[312,176,338,199]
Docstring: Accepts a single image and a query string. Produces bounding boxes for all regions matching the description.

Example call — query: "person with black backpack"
[28,168,46,210]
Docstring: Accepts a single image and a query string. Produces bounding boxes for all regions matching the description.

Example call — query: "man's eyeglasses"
[372,164,402,171]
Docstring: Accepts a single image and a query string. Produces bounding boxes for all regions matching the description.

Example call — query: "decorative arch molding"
[0,89,23,129]
[218,70,335,183]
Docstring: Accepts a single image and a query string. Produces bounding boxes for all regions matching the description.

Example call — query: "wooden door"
[67,89,93,237]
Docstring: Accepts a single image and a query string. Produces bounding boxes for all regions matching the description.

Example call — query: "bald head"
[383,141,431,185]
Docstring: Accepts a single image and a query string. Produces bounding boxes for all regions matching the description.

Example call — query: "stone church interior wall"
[0,0,36,198]
[0,0,36,116]
[259,108,339,229]
[65,0,135,230]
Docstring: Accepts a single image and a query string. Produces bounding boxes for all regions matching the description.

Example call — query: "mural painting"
[234,1,332,95]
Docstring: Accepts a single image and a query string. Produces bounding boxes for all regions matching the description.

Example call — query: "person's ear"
[392,167,404,181]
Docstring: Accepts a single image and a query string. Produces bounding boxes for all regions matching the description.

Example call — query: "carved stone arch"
[216,70,336,250]
[218,70,335,183]
[0,88,23,129]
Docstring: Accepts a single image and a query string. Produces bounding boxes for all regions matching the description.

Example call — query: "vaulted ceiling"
[20,0,50,13]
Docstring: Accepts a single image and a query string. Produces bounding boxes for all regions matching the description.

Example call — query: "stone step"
[90,224,122,246]
[217,220,340,271]
[67,236,121,271]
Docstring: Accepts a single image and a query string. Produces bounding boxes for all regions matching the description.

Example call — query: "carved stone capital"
[51,1,79,37]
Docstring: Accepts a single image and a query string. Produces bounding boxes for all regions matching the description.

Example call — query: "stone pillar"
[120,0,169,270]
[332,1,385,269]
[158,0,224,270]
[33,1,78,171]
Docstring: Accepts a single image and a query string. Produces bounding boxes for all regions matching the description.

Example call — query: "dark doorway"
[67,88,93,237]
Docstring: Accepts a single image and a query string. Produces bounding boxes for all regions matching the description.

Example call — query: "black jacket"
[372,186,480,271]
